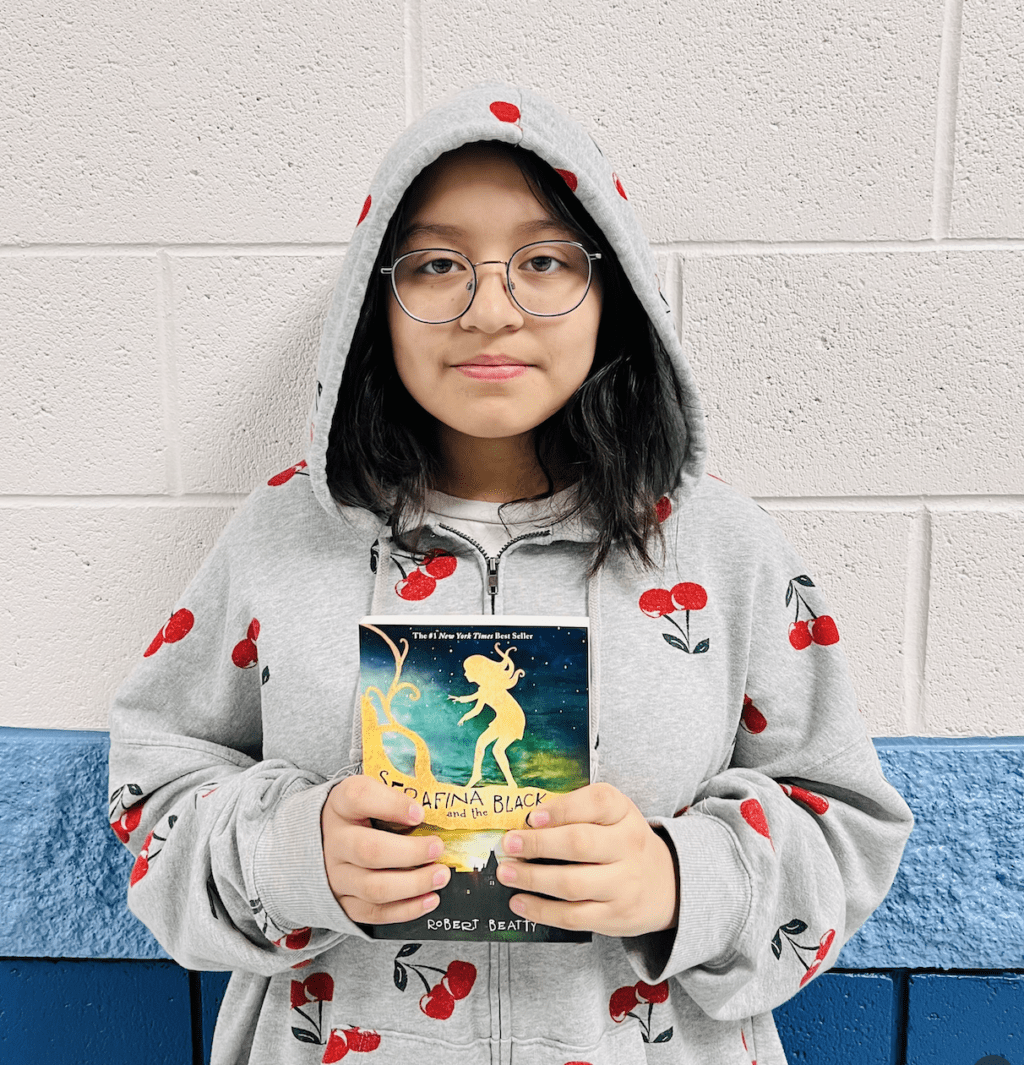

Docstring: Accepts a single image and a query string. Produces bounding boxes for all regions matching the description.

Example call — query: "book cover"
[357,615,591,943]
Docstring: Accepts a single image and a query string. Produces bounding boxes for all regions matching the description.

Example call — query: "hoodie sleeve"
[107,499,372,975]
[620,505,914,1020]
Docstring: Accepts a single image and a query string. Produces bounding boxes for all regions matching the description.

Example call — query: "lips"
[455,353,530,380]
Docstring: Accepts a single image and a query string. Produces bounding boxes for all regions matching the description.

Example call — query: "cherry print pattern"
[388,547,458,601]
[324,1027,382,1060]
[785,575,840,649]
[249,896,312,951]
[655,495,672,523]
[144,608,194,657]
[612,172,628,199]
[232,618,261,669]
[771,919,836,987]
[554,168,578,192]
[268,459,308,487]
[357,195,372,226]
[608,979,673,1042]
[108,782,145,840]
[391,944,477,1021]
[780,783,829,815]
[489,100,521,124]
[290,972,334,1047]
[740,798,774,851]
[638,581,709,654]
[741,694,767,734]
[741,1028,757,1065]
[128,814,177,887]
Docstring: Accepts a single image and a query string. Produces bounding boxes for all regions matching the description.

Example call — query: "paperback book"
[357,615,591,943]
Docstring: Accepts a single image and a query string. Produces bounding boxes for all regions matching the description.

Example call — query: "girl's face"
[387,146,602,449]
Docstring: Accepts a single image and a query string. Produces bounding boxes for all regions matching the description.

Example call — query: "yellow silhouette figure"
[449,643,526,789]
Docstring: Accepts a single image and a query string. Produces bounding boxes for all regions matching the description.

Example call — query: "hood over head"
[305,82,707,531]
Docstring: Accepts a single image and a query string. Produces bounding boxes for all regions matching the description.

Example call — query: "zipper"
[437,525,551,614]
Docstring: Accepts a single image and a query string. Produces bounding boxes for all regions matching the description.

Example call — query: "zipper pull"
[487,557,499,598]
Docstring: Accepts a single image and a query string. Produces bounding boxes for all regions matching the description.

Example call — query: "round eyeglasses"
[381,240,602,324]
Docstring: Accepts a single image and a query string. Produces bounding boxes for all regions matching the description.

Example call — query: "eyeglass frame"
[380,240,602,324]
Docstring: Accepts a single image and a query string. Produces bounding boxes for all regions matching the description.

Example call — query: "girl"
[109,83,914,1065]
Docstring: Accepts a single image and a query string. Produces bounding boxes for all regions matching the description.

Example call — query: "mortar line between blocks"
[157,250,183,497]
[903,504,932,734]
[932,0,964,240]
[404,0,423,126]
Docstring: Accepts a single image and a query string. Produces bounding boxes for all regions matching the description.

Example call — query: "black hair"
[326,140,690,575]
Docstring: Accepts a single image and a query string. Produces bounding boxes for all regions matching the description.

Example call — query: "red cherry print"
[740,798,772,844]
[673,805,689,817]
[143,629,164,657]
[322,1029,350,1062]
[112,820,129,843]
[291,959,312,969]
[423,550,457,579]
[268,465,298,486]
[289,979,307,1010]
[781,783,829,815]
[810,615,840,645]
[284,926,312,950]
[634,979,669,1004]
[671,582,707,611]
[303,972,334,1002]
[357,194,372,226]
[554,168,578,192]
[163,608,194,643]
[420,983,455,1019]
[342,1027,381,1052]
[129,853,149,885]
[655,495,672,523]
[247,617,260,642]
[741,695,767,734]
[612,172,628,199]
[396,570,436,601]
[124,805,143,833]
[788,620,812,650]
[639,587,675,617]
[800,961,821,987]
[608,984,638,1022]
[815,928,836,961]
[232,638,258,668]
[489,100,520,124]
[441,960,477,1000]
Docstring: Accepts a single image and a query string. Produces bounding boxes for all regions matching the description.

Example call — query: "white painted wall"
[2,1,1021,736]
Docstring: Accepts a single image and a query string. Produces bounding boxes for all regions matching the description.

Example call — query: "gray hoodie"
[108,83,914,1065]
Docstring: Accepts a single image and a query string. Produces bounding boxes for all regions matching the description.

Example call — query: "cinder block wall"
[2,2,1022,1063]
[3,0,1021,736]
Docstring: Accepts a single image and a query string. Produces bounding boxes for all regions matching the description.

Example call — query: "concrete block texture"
[906,973,1023,1065]
[0,1,404,244]
[769,508,914,736]
[952,0,1024,236]
[685,251,1024,497]
[420,0,939,242]
[0,505,235,730]
[1,256,165,494]
[170,253,339,492]
[926,511,1024,736]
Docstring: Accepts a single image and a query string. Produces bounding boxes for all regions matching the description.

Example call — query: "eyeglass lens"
[391,242,593,323]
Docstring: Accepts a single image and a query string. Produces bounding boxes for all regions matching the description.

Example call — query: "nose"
[460,263,523,333]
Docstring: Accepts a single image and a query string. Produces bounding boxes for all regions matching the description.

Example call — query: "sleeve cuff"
[621,813,750,984]
[253,779,372,941]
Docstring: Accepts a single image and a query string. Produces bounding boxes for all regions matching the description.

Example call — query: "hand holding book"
[320,775,451,925]
[496,782,680,938]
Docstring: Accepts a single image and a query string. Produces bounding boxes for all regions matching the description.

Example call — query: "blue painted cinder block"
[906,973,1023,1065]
[774,972,895,1065]
[0,959,191,1065]
[840,737,1024,970]
[2,727,1023,971]
[201,971,233,1065]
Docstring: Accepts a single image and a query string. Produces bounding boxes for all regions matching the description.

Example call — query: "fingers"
[326,773,425,828]
[496,855,620,903]
[526,782,632,830]
[338,862,452,925]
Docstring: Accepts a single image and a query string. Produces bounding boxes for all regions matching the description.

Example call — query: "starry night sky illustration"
[359,622,590,791]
